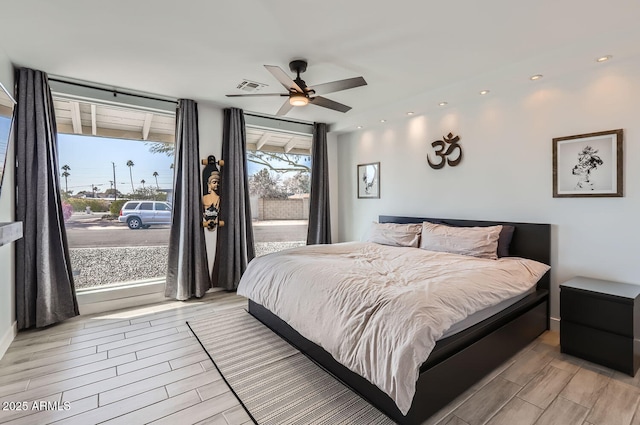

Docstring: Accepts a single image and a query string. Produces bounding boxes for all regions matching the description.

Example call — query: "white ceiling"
[246,127,311,155]
[52,97,313,154]
[2,1,640,132]
[53,98,176,143]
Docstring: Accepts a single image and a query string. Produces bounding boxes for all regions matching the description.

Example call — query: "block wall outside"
[255,198,307,220]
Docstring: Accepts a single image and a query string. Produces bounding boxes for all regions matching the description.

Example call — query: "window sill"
[76,279,226,315]
[77,279,166,315]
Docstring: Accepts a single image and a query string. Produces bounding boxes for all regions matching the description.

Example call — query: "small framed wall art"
[553,129,623,197]
[357,162,380,199]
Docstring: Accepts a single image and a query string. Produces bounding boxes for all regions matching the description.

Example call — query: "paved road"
[64,214,307,248]
[65,214,170,248]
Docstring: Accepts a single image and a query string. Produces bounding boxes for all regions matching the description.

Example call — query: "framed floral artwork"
[553,129,623,197]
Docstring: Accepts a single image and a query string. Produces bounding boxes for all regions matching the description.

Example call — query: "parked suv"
[118,201,172,229]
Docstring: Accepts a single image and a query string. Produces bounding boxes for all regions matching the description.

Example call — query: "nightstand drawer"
[561,288,633,337]
[561,320,635,375]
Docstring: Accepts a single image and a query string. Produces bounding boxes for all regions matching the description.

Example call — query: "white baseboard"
[79,292,168,315]
[0,321,17,360]
[76,281,225,316]
[77,280,166,315]
[549,316,560,332]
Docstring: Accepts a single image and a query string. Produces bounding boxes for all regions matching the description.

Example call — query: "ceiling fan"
[226,60,367,116]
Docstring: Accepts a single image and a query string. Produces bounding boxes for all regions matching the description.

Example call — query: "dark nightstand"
[560,276,640,376]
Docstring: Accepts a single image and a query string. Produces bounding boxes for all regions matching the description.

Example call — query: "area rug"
[187,308,393,425]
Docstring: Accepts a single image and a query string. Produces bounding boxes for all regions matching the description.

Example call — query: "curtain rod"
[243,112,314,127]
[48,78,178,105]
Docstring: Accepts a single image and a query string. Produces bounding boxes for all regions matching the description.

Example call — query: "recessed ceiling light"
[530,74,543,80]
[596,55,612,62]
[406,112,414,115]
[380,119,386,123]
[356,125,363,129]
[479,90,490,95]
[438,102,448,106]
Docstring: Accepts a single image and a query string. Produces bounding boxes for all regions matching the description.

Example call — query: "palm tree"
[126,160,135,193]
[152,171,159,189]
[140,179,146,189]
[61,164,71,193]
[61,171,70,193]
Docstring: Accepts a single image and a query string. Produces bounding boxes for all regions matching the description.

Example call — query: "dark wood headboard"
[379,215,551,290]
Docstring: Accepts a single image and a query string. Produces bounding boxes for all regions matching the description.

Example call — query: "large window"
[245,124,312,257]
[54,94,176,291]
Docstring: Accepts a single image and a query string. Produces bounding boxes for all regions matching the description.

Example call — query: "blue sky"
[57,134,174,194]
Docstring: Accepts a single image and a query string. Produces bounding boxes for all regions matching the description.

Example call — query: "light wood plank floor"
[1,292,639,425]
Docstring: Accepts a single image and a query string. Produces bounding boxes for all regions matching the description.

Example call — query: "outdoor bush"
[62,202,73,222]
[130,188,168,201]
[110,199,129,216]
[67,198,110,213]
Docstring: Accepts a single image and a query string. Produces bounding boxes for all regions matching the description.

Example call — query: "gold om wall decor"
[427,133,462,169]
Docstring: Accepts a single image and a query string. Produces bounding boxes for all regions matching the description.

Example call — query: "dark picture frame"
[553,129,623,198]
[357,162,380,199]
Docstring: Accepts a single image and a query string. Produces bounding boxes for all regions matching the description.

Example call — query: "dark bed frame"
[248,216,551,424]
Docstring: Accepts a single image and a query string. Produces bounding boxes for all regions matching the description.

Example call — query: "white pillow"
[419,222,502,259]
[366,222,422,248]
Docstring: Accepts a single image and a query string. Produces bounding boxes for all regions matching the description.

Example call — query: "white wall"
[336,57,640,325]
[327,132,340,242]
[0,52,15,357]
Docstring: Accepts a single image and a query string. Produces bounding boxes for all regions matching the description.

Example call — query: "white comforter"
[237,242,550,415]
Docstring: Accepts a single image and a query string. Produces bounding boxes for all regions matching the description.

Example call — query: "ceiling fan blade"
[276,99,294,116]
[309,96,352,113]
[225,93,289,97]
[310,77,367,96]
[264,65,303,93]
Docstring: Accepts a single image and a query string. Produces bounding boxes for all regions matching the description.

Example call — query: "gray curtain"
[306,122,332,245]
[165,99,211,300]
[212,108,255,290]
[15,68,79,329]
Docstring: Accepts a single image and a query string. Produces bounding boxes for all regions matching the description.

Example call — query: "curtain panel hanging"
[165,99,211,300]
[212,108,255,290]
[307,122,331,245]
[14,67,79,329]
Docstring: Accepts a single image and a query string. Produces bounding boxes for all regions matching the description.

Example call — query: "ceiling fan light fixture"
[289,93,309,106]
[227,62,366,115]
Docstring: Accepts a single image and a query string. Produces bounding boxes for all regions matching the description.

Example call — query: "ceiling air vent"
[236,79,268,93]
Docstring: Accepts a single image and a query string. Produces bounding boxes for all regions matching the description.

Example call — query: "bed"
[241,216,551,424]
